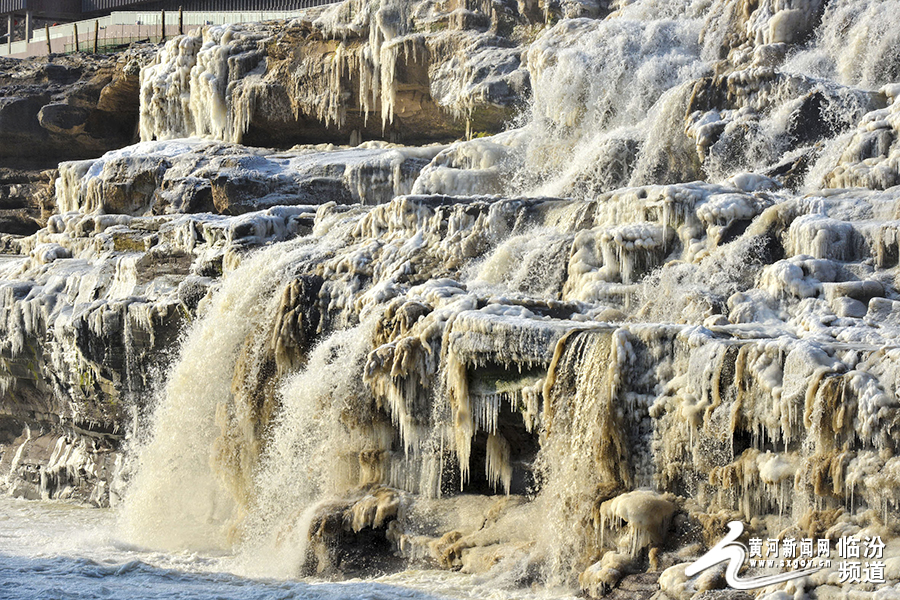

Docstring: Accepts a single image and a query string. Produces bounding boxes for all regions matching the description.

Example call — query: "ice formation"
[115,185,900,593]
[0,201,320,505]
[4,0,900,598]
[55,138,442,216]
[138,0,530,145]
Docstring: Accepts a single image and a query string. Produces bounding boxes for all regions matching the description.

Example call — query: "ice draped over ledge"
[3,0,900,597]
[138,0,532,146]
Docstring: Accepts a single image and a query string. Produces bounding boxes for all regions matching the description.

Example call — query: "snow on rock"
[55,138,442,216]
[138,0,533,147]
[6,0,900,597]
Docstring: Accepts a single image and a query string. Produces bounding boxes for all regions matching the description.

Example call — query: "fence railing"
[1,5,337,57]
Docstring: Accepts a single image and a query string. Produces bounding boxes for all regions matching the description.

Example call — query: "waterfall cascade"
[2,0,900,598]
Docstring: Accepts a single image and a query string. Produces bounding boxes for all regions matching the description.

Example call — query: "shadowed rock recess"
[2,0,900,597]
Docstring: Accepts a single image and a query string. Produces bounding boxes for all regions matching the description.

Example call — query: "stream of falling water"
[1,229,582,597]
[6,0,900,597]
[0,207,557,598]
[118,208,363,552]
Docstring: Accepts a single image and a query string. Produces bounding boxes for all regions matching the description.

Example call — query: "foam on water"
[0,495,516,600]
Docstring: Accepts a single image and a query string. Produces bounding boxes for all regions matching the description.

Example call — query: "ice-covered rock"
[55,138,442,216]
[108,172,900,595]
[820,85,900,190]
[5,0,900,597]
[139,0,534,147]
[0,201,320,506]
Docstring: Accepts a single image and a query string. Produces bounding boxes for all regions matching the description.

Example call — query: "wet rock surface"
[139,0,534,146]
[3,0,900,597]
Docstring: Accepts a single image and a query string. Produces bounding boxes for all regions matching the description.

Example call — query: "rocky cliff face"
[139,0,533,146]
[3,0,900,598]
[0,50,147,165]
[0,48,150,242]
[0,168,55,237]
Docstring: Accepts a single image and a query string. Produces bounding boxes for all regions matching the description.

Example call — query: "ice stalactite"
[313,0,523,131]
[0,212,192,468]
[485,433,513,495]
[138,35,202,142]
[700,0,826,67]
[311,0,416,129]
[137,0,530,146]
[140,27,266,143]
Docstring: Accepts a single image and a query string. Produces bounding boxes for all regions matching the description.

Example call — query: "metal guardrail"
[81,1,318,10]
[2,0,319,17]
[0,0,25,13]
[1,5,336,57]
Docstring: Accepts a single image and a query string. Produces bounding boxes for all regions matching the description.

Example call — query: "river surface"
[0,496,575,600]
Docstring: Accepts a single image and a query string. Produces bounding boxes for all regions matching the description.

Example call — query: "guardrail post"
[6,15,11,56]
[7,7,333,59]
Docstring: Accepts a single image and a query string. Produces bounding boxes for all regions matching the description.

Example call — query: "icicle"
[485,433,512,494]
